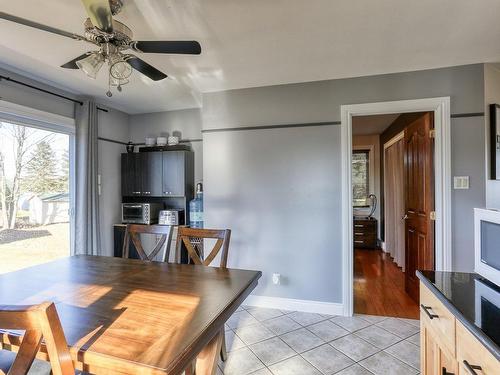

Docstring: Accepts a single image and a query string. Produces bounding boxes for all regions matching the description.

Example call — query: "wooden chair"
[176,227,231,366]
[0,302,74,375]
[175,227,231,268]
[122,224,174,262]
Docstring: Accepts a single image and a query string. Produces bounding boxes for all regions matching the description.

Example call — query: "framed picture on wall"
[490,104,500,180]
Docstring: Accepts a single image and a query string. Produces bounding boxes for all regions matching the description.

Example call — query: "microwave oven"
[474,208,500,286]
[122,203,163,225]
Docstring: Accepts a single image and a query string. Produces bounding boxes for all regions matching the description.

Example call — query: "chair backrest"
[123,224,174,262]
[0,302,74,375]
[176,227,231,268]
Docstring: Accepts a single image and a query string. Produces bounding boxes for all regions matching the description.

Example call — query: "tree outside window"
[352,150,370,207]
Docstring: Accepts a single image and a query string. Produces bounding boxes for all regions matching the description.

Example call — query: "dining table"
[0,255,261,374]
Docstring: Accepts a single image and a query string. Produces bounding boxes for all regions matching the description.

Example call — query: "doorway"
[340,98,452,317]
[0,120,72,274]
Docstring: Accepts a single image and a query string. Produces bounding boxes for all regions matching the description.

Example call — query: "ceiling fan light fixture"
[109,75,129,87]
[109,54,132,80]
[76,51,104,79]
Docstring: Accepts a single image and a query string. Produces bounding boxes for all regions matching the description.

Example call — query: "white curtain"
[74,100,101,255]
[384,139,405,270]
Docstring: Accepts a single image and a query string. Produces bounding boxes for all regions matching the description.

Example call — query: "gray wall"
[484,63,500,208]
[201,64,486,303]
[204,125,342,302]
[129,109,203,184]
[451,117,486,271]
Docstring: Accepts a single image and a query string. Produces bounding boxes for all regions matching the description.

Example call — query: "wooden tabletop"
[0,256,261,374]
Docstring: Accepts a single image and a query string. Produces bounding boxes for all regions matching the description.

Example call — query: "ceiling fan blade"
[125,55,168,81]
[0,12,88,42]
[81,0,113,33]
[130,41,201,55]
[61,53,91,69]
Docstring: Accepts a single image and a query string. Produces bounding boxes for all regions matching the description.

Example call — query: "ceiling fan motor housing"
[83,18,132,47]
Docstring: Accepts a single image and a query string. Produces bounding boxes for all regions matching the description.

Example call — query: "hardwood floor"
[354,249,419,319]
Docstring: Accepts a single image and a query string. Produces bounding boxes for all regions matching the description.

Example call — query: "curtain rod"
[0,75,108,112]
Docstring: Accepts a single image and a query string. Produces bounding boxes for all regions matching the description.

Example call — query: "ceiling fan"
[0,0,201,97]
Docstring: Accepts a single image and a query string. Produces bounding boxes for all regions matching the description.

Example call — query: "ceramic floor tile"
[334,364,375,375]
[398,317,420,328]
[280,328,325,353]
[384,340,420,370]
[263,315,302,335]
[247,307,284,322]
[376,318,419,339]
[226,310,260,330]
[225,330,247,352]
[359,351,419,375]
[302,344,354,374]
[330,316,372,332]
[288,311,328,326]
[406,332,420,347]
[307,320,349,342]
[249,369,273,375]
[354,326,401,349]
[249,337,296,366]
[269,355,322,375]
[235,323,276,345]
[220,347,265,375]
[330,334,380,361]
[354,314,388,324]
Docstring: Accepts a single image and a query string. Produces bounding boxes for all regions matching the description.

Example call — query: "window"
[352,150,370,207]
[0,120,71,274]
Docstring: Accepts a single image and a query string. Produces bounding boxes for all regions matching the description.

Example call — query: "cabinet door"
[121,154,141,196]
[131,154,142,195]
[141,152,163,196]
[421,316,458,375]
[162,151,185,196]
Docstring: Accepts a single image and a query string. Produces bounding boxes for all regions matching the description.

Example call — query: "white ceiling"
[1,0,500,114]
[352,114,400,135]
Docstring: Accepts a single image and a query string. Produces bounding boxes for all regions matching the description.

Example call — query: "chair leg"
[220,328,228,362]
[185,360,196,375]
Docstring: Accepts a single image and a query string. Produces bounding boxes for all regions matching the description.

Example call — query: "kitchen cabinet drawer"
[457,321,500,375]
[420,283,456,356]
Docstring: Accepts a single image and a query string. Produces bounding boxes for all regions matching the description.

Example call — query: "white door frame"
[340,97,452,316]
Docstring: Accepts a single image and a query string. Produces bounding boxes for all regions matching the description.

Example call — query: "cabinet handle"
[462,360,482,375]
[354,224,364,228]
[144,191,151,194]
[132,191,141,194]
[442,367,455,375]
[354,232,364,235]
[420,304,439,319]
[354,240,364,243]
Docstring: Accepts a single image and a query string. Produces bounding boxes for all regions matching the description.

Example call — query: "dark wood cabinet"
[162,151,186,197]
[353,217,378,249]
[121,153,141,196]
[141,152,163,197]
[121,150,194,199]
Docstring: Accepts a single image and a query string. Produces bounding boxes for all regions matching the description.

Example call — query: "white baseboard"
[244,295,345,316]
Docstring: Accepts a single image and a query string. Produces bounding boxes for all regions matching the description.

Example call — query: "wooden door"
[404,112,434,302]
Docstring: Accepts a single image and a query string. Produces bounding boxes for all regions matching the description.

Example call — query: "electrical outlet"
[453,176,469,190]
[272,273,281,285]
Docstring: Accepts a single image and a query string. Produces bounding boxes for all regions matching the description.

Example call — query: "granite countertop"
[417,270,500,360]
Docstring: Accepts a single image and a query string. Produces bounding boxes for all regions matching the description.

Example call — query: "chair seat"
[0,350,87,375]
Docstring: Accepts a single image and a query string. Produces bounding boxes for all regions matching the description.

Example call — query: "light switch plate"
[454,176,469,189]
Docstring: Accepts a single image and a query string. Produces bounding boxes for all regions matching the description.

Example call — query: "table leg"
[195,331,223,375]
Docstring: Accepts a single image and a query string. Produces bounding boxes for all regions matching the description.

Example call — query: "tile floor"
[218,306,420,375]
